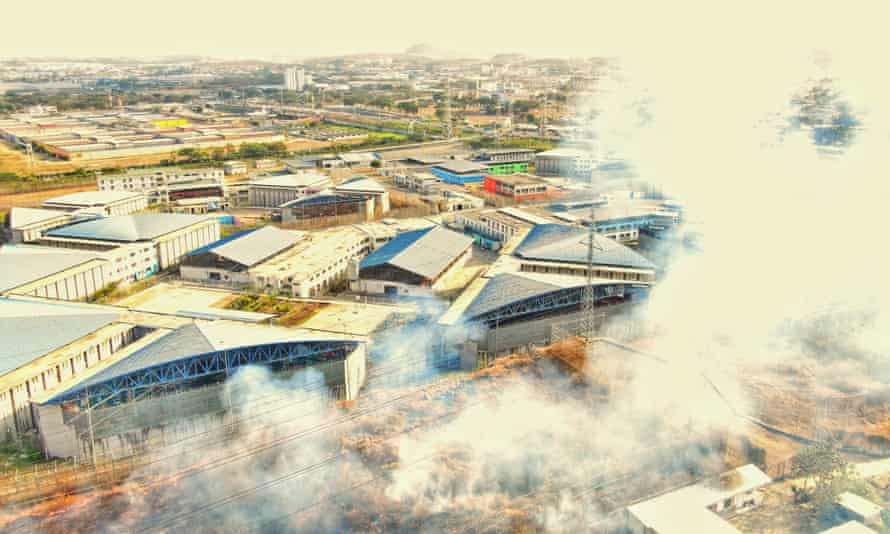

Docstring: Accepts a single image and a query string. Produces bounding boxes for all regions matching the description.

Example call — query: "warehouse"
[483,173,557,201]
[97,167,224,205]
[455,207,560,245]
[353,226,473,297]
[0,245,111,301]
[3,207,74,243]
[42,191,147,217]
[180,225,304,286]
[42,213,220,269]
[280,192,375,224]
[253,227,371,297]
[513,223,657,282]
[549,197,682,245]
[430,160,488,185]
[31,319,365,459]
[248,173,333,208]
[474,148,534,175]
[333,176,390,213]
[534,147,597,179]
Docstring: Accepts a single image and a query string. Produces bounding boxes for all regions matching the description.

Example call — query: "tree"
[792,442,855,507]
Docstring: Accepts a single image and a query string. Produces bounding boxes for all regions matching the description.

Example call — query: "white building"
[4,207,74,244]
[38,213,219,270]
[97,167,225,205]
[0,245,111,301]
[248,173,332,208]
[223,161,248,175]
[625,464,771,534]
[534,148,598,179]
[284,67,305,91]
[43,191,147,217]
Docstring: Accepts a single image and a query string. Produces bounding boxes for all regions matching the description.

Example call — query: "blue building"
[431,160,487,185]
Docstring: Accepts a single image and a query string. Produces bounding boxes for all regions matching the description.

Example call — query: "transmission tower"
[581,203,598,345]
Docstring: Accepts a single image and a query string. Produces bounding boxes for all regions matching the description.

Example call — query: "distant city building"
[284,67,305,91]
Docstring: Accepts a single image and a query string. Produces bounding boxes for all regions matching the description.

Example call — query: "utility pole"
[84,392,98,466]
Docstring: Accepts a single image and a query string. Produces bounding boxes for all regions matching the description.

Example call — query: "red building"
[483,174,559,201]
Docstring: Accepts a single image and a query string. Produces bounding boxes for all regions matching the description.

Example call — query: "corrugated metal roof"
[334,176,385,193]
[463,273,564,320]
[360,226,473,281]
[433,159,486,174]
[514,224,656,270]
[207,225,301,268]
[62,323,215,393]
[43,190,144,206]
[46,213,211,242]
[0,245,103,292]
[0,298,119,376]
[251,173,331,188]
[7,207,69,229]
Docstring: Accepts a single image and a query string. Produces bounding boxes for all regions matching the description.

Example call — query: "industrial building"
[223,160,248,175]
[42,191,147,217]
[280,192,375,224]
[436,223,657,359]
[40,213,220,270]
[393,171,441,193]
[0,297,138,439]
[97,167,225,204]
[333,176,390,213]
[4,207,74,244]
[455,206,560,246]
[534,147,597,179]
[624,464,771,534]
[474,148,534,175]
[0,110,285,161]
[513,223,657,282]
[549,197,682,245]
[430,160,488,185]
[353,226,473,297]
[0,245,111,301]
[0,295,367,459]
[482,173,558,201]
[248,173,333,208]
[183,226,371,297]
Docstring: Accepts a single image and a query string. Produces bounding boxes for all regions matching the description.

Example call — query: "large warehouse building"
[4,207,74,244]
[0,296,367,460]
[182,226,371,297]
[39,213,220,270]
[42,191,148,217]
[248,173,332,208]
[0,245,111,301]
[352,226,473,297]
[436,224,657,364]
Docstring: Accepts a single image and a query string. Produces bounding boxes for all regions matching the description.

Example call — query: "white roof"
[43,190,144,207]
[250,173,331,189]
[819,522,878,534]
[627,464,771,534]
[836,492,883,519]
[7,207,69,229]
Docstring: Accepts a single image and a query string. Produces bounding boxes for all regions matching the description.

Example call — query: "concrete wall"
[155,219,220,269]
[179,265,250,286]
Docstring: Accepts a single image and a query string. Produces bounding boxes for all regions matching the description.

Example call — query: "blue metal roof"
[360,226,473,280]
[59,323,215,395]
[514,224,657,270]
[0,298,120,376]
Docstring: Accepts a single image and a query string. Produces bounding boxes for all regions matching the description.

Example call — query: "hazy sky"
[2,1,887,61]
